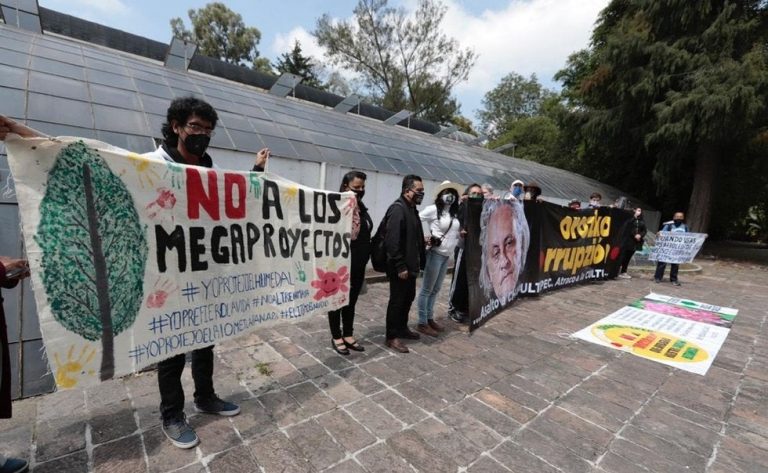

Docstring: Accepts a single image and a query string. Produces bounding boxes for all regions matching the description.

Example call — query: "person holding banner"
[654,212,689,286]
[618,208,647,279]
[416,181,462,337]
[384,175,426,353]
[479,198,530,303]
[329,171,372,355]
[448,183,483,324]
[0,255,31,473]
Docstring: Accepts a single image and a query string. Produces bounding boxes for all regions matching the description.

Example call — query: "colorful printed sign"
[6,136,353,388]
[649,231,707,264]
[573,294,737,375]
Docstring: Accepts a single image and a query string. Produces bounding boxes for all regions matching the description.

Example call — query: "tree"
[477,72,555,139]
[314,0,476,124]
[35,142,147,381]
[559,0,768,232]
[171,2,269,71]
[274,41,325,89]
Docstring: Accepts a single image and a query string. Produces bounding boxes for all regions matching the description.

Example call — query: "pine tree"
[273,41,325,89]
[560,0,768,232]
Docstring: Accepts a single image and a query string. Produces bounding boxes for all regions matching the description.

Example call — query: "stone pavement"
[2,258,767,473]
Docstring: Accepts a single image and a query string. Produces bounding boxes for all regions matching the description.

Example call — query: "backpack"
[370,200,404,272]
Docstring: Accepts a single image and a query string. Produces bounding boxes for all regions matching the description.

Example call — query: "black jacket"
[622,217,647,251]
[384,196,425,277]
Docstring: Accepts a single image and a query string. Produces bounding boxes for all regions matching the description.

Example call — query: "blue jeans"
[417,250,450,324]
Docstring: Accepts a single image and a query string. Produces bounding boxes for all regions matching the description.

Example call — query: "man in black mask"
[145,97,269,449]
[383,175,426,353]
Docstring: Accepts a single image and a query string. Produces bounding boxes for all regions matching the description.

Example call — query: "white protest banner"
[573,293,737,375]
[648,231,707,264]
[6,136,354,389]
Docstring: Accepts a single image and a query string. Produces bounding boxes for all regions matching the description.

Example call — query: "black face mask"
[468,193,484,201]
[183,134,211,157]
[352,189,365,201]
[413,191,425,205]
[673,219,683,226]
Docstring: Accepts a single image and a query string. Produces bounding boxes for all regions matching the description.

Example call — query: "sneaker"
[0,457,28,473]
[672,281,681,286]
[654,279,661,284]
[195,396,241,417]
[618,273,632,280]
[162,415,199,449]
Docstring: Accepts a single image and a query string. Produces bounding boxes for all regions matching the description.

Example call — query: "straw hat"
[433,180,464,199]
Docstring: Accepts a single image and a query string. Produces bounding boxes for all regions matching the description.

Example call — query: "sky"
[38,0,609,127]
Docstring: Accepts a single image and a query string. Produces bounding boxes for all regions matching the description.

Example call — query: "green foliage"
[274,40,325,89]
[557,0,768,233]
[478,72,555,139]
[171,2,264,67]
[490,115,560,165]
[314,0,476,124]
[35,142,147,342]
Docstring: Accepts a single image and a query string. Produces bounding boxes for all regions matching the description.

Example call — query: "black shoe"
[402,329,421,340]
[672,281,681,286]
[343,338,365,352]
[449,311,467,323]
[654,279,661,284]
[332,339,350,355]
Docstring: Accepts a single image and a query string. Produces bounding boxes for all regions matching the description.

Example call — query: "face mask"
[634,211,641,218]
[524,192,532,200]
[413,190,425,205]
[673,219,683,226]
[441,194,455,205]
[183,133,211,157]
[512,187,523,197]
[468,192,483,201]
[352,189,365,200]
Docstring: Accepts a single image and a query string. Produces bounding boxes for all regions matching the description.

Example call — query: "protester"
[479,198,530,301]
[524,182,542,201]
[480,183,495,200]
[448,183,483,324]
[618,207,647,279]
[329,171,372,355]
[568,198,581,210]
[383,175,426,353]
[0,255,30,473]
[416,181,462,337]
[589,192,602,208]
[503,179,525,200]
[654,211,688,286]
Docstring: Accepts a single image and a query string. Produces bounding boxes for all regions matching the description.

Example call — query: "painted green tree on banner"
[35,142,147,381]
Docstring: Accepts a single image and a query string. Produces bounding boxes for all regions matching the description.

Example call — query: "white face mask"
[590,199,600,206]
[442,194,455,205]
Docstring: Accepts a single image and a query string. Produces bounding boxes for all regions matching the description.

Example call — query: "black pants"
[654,262,679,282]
[619,247,635,273]
[448,247,468,314]
[329,248,368,338]
[157,345,215,421]
[386,275,416,339]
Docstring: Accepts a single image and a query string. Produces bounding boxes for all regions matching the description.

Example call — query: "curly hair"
[161,96,218,147]
[478,198,530,299]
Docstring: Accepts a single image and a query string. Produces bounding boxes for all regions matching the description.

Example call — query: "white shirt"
[419,204,460,257]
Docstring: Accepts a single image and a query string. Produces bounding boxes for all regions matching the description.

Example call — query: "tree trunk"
[686,143,719,233]
[83,164,114,381]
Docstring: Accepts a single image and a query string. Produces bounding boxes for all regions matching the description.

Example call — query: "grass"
[256,362,273,376]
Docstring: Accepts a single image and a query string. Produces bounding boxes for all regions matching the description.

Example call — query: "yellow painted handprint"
[54,344,96,389]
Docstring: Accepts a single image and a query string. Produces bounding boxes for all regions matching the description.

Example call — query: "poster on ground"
[572,293,737,375]
[6,136,353,389]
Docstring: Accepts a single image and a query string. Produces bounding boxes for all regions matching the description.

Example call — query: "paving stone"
[410,417,482,468]
[336,367,385,396]
[489,440,560,473]
[597,451,654,473]
[354,442,412,473]
[286,419,345,469]
[248,430,314,473]
[258,390,304,428]
[34,418,85,462]
[229,398,278,440]
[386,428,458,473]
[620,424,708,470]
[466,454,512,473]
[474,387,537,424]
[436,403,503,450]
[557,388,634,433]
[513,428,592,473]
[93,435,146,473]
[192,415,241,456]
[36,388,84,422]
[628,400,720,458]
[315,373,365,405]
[207,445,260,472]
[370,389,428,426]
[602,437,688,473]
[322,459,367,473]
[143,425,199,473]
[89,399,138,445]
[317,409,376,453]
[0,425,31,462]
[288,353,332,379]
[526,407,613,461]
[33,451,88,473]
[392,379,449,414]
[345,397,404,438]
[458,396,520,437]
[287,381,337,417]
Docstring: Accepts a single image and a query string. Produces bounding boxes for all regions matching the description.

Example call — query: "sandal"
[343,338,365,352]
[332,339,350,355]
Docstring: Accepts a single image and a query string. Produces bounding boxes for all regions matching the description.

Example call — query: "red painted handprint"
[146,279,178,308]
[146,188,177,219]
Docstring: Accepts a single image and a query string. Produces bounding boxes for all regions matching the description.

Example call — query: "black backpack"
[370,201,404,272]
